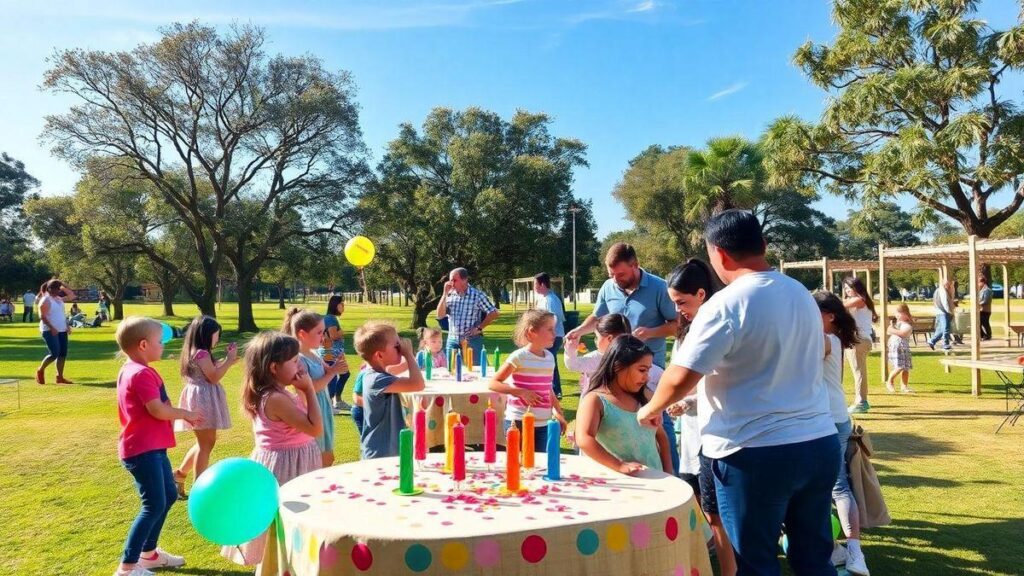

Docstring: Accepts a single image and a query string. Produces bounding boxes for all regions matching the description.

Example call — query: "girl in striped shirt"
[489,310,567,451]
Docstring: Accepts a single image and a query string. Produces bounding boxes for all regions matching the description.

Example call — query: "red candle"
[414,408,427,461]
[483,400,497,464]
[453,422,466,482]
[506,425,521,492]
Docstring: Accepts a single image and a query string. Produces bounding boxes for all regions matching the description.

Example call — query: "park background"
[3,0,1024,574]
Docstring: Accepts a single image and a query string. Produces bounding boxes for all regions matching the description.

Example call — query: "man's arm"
[637,364,703,423]
[479,309,499,331]
[633,319,678,341]
[565,313,599,341]
[436,281,452,319]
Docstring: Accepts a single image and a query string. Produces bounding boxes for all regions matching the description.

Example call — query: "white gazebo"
[779,258,880,294]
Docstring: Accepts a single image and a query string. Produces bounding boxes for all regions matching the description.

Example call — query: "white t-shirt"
[671,271,836,459]
[823,334,849,424]
[851,305,873,341]
[38,294,68,333]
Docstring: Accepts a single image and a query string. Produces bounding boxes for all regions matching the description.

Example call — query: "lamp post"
[568,204,580,311]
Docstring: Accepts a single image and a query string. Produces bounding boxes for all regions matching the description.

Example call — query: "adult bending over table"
[639,210,839,576]
[36,279,77,385]
[436,267,499,362]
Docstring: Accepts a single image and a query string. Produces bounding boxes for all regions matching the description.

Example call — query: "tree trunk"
[278,280,286,310]
[195,292,216,318]
[113,298,125,321]
[162,289,175,317]
[236,273,258,333]
[413,301,432,328]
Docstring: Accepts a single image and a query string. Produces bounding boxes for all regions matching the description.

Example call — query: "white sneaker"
[137,549,185,569]
[845,547,870,575]
[831,542,848,566]
[114,567,154,576]
[335,399,352,415]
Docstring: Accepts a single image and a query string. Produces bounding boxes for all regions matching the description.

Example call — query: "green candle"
[399,428,414,493]
[425,357,432,380]
[494,346,500,368]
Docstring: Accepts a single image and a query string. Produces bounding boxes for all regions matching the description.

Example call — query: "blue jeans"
[928,313,952,348]
[41,330,68,359]
[504,419,550,452]
[662,411,680,476]
[712,434,840,576]
[327,368,350,401]
[548,337,563,397]
[832,420,856,537]
[352,405,365,436]
[121,449,177,564]
[445,335,484,365]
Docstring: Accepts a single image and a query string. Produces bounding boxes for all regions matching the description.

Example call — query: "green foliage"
[360,106,593,326]
[765,0,1024,237]
[0,153,50,293]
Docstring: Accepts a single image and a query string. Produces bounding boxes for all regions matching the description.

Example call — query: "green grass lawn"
[0,301,1022,575]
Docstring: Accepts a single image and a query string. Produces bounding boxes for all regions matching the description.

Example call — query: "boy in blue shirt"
[355,322,424,459]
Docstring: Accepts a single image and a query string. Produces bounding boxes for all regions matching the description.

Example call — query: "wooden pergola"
[779,258,879,294]
[878,236,1024,396]
[510,276,565,313]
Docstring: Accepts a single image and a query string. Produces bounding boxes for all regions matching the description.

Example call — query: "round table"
[401,367,507,448]
[259,453,712,575]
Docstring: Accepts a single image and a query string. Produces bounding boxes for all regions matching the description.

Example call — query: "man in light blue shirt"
[533,272,565,397]
[566,243,677,368]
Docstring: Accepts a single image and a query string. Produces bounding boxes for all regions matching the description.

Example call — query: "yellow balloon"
[344,236,375,267]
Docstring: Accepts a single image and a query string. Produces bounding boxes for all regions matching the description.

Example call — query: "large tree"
[41,22,368,331]
[764,0,1024,238]
[361,107,589,327]
[0,153,50,293]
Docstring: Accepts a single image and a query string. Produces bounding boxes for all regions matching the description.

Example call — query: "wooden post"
[1003,264,1011,346]
[878,244,889,385]
[865,269,873,301]
[821,258,828,291]
[968,236,981,396]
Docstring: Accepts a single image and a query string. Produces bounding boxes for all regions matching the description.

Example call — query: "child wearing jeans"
[114,317,202,576]
[223,331,322,566]
[355,322,425,459]
[488,310,568,451]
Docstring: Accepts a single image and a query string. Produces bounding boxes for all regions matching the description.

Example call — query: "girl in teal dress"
[575,335,672,475]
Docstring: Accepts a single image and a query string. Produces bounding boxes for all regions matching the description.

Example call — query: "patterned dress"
[887,321,913,370]
[175,349,232,431]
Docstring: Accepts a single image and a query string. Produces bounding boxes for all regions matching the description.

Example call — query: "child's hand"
[332,355,350,374]
[398,338,415,359]
[516,389,542,405]
[226,343,239,363]
[293,366,313,392]
[184,410,205,427]
[564,332,578,346]
[618,461,645,475]
[636,405,661,429]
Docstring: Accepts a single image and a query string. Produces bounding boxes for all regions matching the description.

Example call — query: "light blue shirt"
[594,269,676,367]
[535,291,565,337]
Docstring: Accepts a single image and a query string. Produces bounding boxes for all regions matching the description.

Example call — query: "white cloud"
[628,1,656,13]
[707,81,748,101]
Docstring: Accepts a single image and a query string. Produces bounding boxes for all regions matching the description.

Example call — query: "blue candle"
[544,418,560,481]
[456,350,463,382]
[481,345,488,377]
[416,350,425,369]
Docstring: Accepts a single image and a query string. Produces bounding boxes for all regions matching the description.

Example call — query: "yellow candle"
[522,411,535,469]
[445,411,459,473]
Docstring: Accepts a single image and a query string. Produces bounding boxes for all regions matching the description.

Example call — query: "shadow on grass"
[869,517,1024,575]
[868,432,957,460]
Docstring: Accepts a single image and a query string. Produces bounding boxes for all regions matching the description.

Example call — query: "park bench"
[888,316,936,345]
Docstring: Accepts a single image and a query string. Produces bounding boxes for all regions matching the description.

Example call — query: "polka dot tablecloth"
[400,368,507,448]
[259,453,712,575]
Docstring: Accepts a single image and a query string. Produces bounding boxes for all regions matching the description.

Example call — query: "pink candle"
[483,400,497,464]
[414,407,427,461]
[453,422,466,482]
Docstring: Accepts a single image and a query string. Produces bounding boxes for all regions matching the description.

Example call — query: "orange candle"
[467,347,474,371]
[445,411,459,473]
[522,411,535,469]
[506,424,521,492]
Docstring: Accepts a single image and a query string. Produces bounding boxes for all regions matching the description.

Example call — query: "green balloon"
[832,513,842,539]
[188,458,280,546]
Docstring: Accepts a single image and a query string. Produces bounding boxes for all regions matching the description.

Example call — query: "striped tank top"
[503,347,555,422]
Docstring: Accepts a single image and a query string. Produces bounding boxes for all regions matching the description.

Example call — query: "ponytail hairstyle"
[180,315,222,377]
[666,258,720,340]
[240,331,301,419]
[416,326,442,351]
[842,276,878,322]
[595,313,632,339]
[282,307,323,337]
[585,335,653,406]
[813,291,860,349]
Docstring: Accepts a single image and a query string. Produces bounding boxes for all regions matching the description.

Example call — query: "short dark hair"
[534,272,550,288]
[605,243,638,266]
[704,210,765,259]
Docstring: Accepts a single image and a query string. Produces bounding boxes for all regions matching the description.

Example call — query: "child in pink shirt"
[114,317,202,576]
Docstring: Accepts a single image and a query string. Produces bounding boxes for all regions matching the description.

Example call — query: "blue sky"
[2,0,1021,238]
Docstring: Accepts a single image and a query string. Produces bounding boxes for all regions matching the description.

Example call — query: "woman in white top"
[563,313,632,394]
[842,276,877,414]
[814,291,871,576]
[36,279,77,385]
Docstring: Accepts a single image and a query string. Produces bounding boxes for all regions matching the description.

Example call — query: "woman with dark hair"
[98,290,111,321]
[665,258,735,576]
[36,279,76,385]
[321,295,352,415]
[841,277,877,414]
[814,291,870,575]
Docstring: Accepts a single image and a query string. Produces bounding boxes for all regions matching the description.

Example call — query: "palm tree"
[683,137,763,221]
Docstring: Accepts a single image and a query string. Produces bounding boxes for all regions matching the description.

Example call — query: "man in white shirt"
[22,289,36,323]
[639,210,839,576]
[533,272,566,398]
